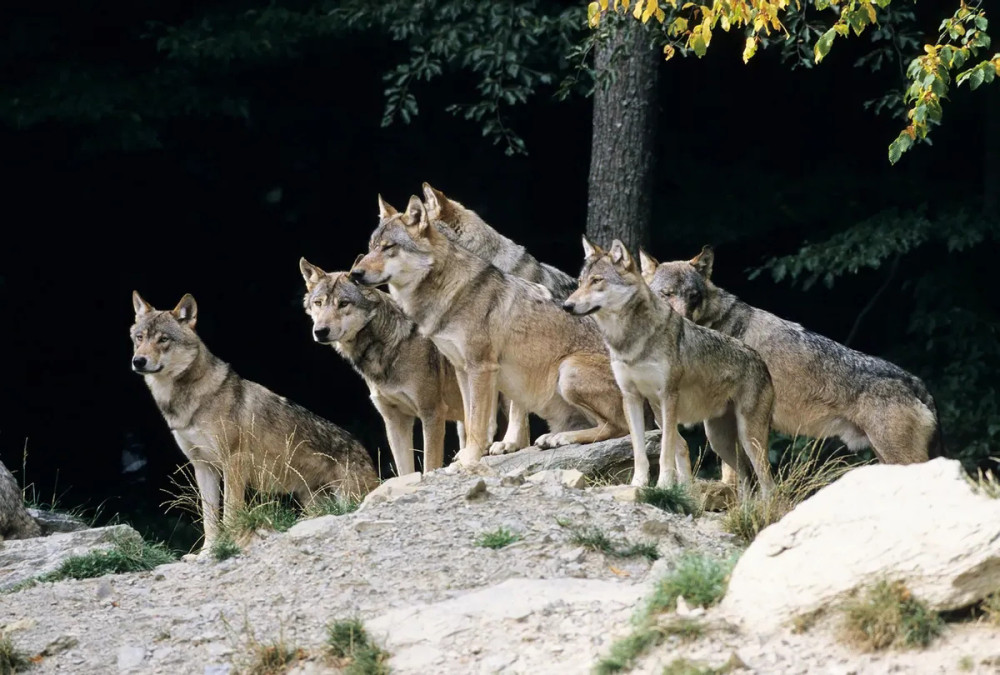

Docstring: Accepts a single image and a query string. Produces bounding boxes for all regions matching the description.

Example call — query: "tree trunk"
[586,18,660,251]
[985,83,999,217]
[0,460,41,540]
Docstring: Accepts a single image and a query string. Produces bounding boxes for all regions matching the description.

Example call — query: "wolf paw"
[631,473,650,488]
[533,432,579,448]
[655,472,680,489]
[488,441,521,456]
[455,446,484,467]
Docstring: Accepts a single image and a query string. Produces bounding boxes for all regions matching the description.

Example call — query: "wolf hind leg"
[860,396,936,465]
[490,398,531,455]
[535,353,627,448]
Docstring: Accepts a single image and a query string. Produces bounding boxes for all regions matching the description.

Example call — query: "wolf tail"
[923,392,946,459]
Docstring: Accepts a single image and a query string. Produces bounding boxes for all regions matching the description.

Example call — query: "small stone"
[466,479,488,500]
[560,547,586,563]
[117,645,146,670]
[204,665,233,675]
[608,486,639,502]
[95,579,113,600]
[500,472,525,487]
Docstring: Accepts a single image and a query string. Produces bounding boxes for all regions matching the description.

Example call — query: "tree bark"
[586,18,660,251]
[0,460,41,540]
[985,83,999,217]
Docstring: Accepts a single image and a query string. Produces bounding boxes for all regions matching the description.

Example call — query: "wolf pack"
[131,183,943,553]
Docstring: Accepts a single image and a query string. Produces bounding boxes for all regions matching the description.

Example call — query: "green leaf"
[969,66,985,89]
[814,28,836,64]
[888,133,913,165]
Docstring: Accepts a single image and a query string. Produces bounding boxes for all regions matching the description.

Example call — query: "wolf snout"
[349,269,365,283]
[313,327,331,342]
[132,356,147,371]
[562,301,576,314]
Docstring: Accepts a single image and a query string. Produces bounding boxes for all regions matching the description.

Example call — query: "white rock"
[117,645,146,670]
[361,472,423,505]
[526,469,587,489]
[720,458,1000,633]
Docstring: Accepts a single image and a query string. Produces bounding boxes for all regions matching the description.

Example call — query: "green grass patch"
[569,526,659,561]
[968,469,1000,499]
[0,634,31,674]
[39,531,174,582]
[637,484,700,516]
[839,580,943,651]
[303,495,361,519]
[475,527,521,550]
[245,641,305,675]
[326,619,390,675]
[593,552,735,672]
[230,500,299,536]
[661,657,724,675]
[647,552,736,614]
[210,535,241,562]
[722,440,861,544]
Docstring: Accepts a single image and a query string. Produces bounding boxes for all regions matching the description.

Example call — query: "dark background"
[0,0,994,550]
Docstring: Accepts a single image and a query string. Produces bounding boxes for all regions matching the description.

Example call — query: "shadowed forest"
[0,0,996,550]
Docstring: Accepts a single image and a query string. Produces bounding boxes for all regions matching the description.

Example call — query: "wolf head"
[563,237,644,317]
[130,292,201,377]
[300,258,382,344]
[350,194,441,288]
[639,246,714,321]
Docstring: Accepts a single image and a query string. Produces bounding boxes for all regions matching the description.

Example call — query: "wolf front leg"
[191,460,222,551]
[623,391,650,487]
[372,394,416,476]
[656,392,685,488]
[455,363,500,466]
[489,398,531,455]
[420,406,447,472]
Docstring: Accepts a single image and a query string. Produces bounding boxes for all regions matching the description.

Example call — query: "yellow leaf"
[608,566,631,577]
[655,7,666,21]
[623,0,631,10]
[865,1,876,23]
[663,43,676,60]
[600,0,609,9]
[753,16,764,32]
[633,0,643,18]
[642,0,657,23]
[742,36,758,63]
[669,16,688,35]
[834,22,849,36]
[721,14,731,31]
[588,2,602,27]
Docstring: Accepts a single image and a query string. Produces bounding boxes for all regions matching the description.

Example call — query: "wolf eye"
[134,334,143,342]
[157,335,171,344]
[338,300,352,309]
[313,299,323,307]
[589,275,604,284]
[381,242,396,252]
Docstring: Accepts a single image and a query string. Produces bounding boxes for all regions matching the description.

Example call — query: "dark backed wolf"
[640,247,942,464]
[565,239,775,493]
[351,196,628,467]
[420,183,577,301]
[300,259,464,475]
[131,291,378,553]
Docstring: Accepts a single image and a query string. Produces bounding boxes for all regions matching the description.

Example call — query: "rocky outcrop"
[720,458,1000,633]
[0,460,41,540]
[482,430,663,478]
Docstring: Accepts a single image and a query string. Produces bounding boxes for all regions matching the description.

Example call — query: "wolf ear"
[421,182,454,223]
[377,194,398,220]
[172,294,198,327]
[638,249,659,282]
[690,245,714,279]
[609,239,634,271]
[299,257,325,290]
[132,291,153,316]
[581,235,603,259]
[403,195,430,235]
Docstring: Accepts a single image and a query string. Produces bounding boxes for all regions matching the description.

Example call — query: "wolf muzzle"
[562,301,599,316]
[131,356,162,373]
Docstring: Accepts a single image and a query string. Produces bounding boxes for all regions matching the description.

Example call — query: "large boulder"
[482,430,662,479]
[0,460,41,540]
[720,458,1000,633]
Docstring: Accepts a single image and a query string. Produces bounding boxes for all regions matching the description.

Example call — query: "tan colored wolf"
[300,259,464,475]
[351,196,629,466]
[130,291,378,552]
[564,239,776,492]
[419,182,577,301]
[640,246,941,465]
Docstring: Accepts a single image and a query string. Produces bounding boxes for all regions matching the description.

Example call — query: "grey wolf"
[640,246,941,465]
[130,291,378,552]
[564,238,776,492]
[351,196,629,467]
[300,258,465,475]
[420,183,578,301]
